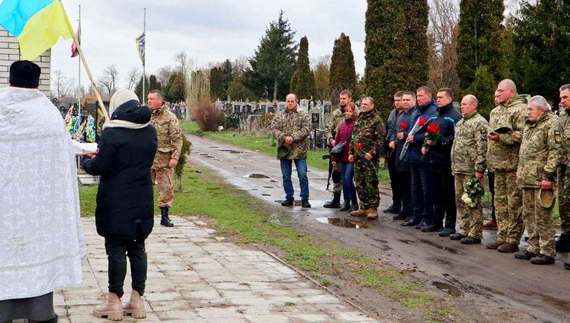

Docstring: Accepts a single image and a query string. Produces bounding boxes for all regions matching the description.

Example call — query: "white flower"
[469,202,476,208]
[464,197,472,204]
[462,193,468,200]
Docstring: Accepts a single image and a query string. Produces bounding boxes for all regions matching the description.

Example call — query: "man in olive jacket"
[271,93,312,208]
[513,96,561,265]
[485,79,528,253]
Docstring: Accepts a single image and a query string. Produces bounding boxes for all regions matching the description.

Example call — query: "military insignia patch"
[481,129,487,141]
[555,130,562,143]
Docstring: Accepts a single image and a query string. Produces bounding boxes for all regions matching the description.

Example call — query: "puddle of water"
[219,149,243,154]
[199,153,215,159]
[275,200,303,206]
[432,281,464,298]
[249,173,270,179]
[315,217,369,229]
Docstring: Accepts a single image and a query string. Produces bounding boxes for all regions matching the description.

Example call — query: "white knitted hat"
[109,89,139,116]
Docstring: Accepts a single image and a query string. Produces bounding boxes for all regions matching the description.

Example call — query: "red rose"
[398,122,408,130]
[418,117,427,126]
[427,122,440,134]
[356,143,363,149]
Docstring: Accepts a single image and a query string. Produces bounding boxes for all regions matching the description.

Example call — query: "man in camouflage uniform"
[323,89,353,208]
[486,79,528,253]
[349,97,386,219]
[148,90,183,227]
[271,93,312,208]
[514,96,561,265]
[556,84,570,254]
[450,95,489,244]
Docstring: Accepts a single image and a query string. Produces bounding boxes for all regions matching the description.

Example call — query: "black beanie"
[9,60,41,89]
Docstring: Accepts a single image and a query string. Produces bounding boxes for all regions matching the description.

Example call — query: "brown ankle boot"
[366,208,378,219]
[123,290,146,319]
[350,208,368,217]
[93,292,123,321]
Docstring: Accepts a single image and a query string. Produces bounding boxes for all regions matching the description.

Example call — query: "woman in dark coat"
[81,89,157,320]
[331,102,358,212]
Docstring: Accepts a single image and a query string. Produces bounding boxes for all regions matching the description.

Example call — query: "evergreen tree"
[221,59,234,100]
[313,59,330,100]
[511,0,570,104]
[148,74,161,92]
[365,0,429,120]
[210,67,223,100]
[244,10,297,101]
[134,74,150,102]
[464,65,495,120]
[329,33,357,104]
[290,36,315,99]
[456,0,504,92]
[228,73,255,101]
[168,71,186,103]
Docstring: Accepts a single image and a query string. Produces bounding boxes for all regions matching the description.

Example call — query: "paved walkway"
[20,216,385,323]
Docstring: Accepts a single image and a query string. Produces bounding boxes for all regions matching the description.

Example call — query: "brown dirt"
[188,134,570,323]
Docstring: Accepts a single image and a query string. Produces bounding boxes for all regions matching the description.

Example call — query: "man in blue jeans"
[271,93,312,208]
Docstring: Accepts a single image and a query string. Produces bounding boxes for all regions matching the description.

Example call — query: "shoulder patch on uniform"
[555,130,562,143]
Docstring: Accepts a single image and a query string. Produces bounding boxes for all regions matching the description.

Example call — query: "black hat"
[9,60,41,89]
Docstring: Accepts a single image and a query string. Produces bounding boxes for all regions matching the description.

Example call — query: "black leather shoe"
[449,233,466,240]
[339,201,351,211]
[564,261,570,270]
[392,213,407,220]
[301,200,311,208]
[30,315,58,323]
[281,199,294,206]
[383,204,400,214]
[401,218,420,226]
[461,237,481,244]
[421,225,442,232]
[438,228,456,237]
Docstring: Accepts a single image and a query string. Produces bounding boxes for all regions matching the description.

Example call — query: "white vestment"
[0,87,87,301]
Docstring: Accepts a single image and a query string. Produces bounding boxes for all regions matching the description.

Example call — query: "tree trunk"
[273,79,278,102]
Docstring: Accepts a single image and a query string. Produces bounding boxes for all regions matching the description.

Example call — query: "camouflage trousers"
[557,164,570,233]
[152,151,174,208]
[454,174,483,239]
[521,188,556,257]
[331,164,342,193]
[354,159,379,209]
[494,171,523,245]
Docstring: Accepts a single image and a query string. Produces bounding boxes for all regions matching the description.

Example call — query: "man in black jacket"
[385,91,405,214]
[421,88,463,235]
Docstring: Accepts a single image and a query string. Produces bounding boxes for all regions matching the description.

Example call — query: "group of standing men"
[384,79,570,268]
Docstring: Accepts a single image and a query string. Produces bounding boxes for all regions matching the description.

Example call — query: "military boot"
[350,208,368,217]
[530,254,555,265]
[366,208,378,219]
[323,192,341,208]
[160,207,174,227]
[555,232,570,252]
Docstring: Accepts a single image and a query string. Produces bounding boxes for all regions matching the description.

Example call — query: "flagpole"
[63,7,109,121]
[142,7,146,101]
[77,4,81,114]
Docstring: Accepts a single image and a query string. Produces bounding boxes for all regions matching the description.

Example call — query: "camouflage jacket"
[451,111,489,175]
[517,112,562,188]
[325,107,345,146]
[558,109,570,165]
[349,109,386,162]
[486,96,528,172]
[150,106,183,160]
[271,107,311,159]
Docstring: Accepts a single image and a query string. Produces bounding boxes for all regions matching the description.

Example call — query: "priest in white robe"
[0,61,87,323]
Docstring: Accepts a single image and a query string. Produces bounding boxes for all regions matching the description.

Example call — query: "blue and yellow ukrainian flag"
[0,0,74,60]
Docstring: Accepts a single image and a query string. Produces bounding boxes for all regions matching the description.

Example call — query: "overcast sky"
[51,0,368,90]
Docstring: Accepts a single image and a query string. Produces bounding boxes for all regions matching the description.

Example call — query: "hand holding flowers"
[461,176,485,208]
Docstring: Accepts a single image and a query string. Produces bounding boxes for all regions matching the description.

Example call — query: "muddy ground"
[187,134,569,323]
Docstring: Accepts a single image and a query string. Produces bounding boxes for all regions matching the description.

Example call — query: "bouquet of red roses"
[421,121,441,160]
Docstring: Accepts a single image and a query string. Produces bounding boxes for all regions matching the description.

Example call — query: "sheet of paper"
[72,140,98,155]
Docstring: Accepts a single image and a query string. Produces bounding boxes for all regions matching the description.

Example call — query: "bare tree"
[98,65,119,99]
[51,69,73,100]
[125,67,140,90]
[427,0,460,92]
[155,65,174,87]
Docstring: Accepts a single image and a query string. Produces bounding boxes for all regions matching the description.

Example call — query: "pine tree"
[228,73,255,101]
[148,74,161,92]
[365,0,429,120]
[329,33,357,104]
[511,0,570,104]
[134,74,150,102]
[210,67,223,100]
[457,0,504,92]
[464,65,495,120]
[313,59,330,100]
[168,71,186,103]
[290,36,315,99]
[221,59,234,100]
[244,10,297,101]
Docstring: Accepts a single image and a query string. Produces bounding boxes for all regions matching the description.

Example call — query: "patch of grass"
[79,184,98,217]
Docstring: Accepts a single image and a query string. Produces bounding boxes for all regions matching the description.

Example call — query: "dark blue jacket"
[393,108,413,172]
[425,102,463,165]
[404,100,438,164]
